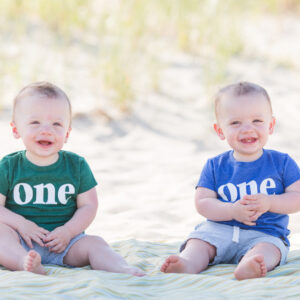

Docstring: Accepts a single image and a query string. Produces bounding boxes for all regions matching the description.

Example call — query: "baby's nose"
[241,123,254,132]
[40,124,53,134]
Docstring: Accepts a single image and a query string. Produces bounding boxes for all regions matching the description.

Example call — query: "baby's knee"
[0,223,19,242]
[84,235,108,247]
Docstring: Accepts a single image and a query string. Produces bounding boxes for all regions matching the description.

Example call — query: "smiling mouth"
[37,140,53,146]
[240,137,257,144]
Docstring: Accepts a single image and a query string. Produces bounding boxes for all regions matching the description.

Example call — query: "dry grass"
[0,0,299,111]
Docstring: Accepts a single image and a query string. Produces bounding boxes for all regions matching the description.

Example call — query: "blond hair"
[12,82,72,122]
[214,82,272,119]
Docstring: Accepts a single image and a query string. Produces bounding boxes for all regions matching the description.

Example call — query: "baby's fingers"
[43,232,56,243]
[39,227,49,235]
[238,199,248,205]
[23,236,33,249]
[34,231,49,246]
[46,241,65,253]
[242,194,257,201]
[242,220,256,226]
[250,211,261,221]
[31,235,45,247]
[44,237,56,248]
[243,202,259,210]
[240,199,258,207]
[49,244,64,253]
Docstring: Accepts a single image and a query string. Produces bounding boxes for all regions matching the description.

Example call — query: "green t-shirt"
[0,150,97,231]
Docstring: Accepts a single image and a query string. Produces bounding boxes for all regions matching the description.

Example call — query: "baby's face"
[214,93,275,162]
[11,96,71,165]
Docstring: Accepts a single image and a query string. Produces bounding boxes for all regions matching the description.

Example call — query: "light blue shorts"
[180,221,288,265]
[19,233,85,267]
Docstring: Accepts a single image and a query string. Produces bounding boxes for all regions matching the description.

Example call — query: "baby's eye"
[230,121,240,126]
[253,119,263,123]
[53,122,62,126]
[30,121,39,125]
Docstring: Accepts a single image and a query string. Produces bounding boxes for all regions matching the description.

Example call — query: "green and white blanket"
[1,240,299,299]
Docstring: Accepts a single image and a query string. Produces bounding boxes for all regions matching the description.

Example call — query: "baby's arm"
[242,179,300,217]
[195,187,257,226]
[44,187,98,253]
[0,193,49,248]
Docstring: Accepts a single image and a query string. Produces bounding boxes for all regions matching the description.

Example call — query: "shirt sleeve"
[196,159,216,191]
[283,154,300,189]
[78,158,98,194]
[0,159,9,197]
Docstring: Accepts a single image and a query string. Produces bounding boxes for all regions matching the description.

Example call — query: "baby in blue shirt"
[161,81,300,280]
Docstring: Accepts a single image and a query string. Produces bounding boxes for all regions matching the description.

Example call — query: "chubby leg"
[160,238,216,274]
[0,223,45,275]
[63,235,145,276]
[234,242,281,280]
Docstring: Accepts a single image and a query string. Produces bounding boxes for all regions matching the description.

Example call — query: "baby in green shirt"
[0,82,145,276]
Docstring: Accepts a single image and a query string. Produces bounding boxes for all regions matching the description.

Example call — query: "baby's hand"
[17,219,49,248]
[240,194,271,220]
[43,225,72,253]
[231,200,258,226]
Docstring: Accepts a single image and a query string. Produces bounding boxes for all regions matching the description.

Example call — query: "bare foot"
[121,265,146,277]
[160,255,191,273]
[23,250,46,275]
[234,254,267,280]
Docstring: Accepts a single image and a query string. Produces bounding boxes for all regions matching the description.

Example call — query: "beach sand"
[0,14,300,251]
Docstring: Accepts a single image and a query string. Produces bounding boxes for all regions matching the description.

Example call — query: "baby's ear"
[269,116,276,135]
[64,127,72,143]
[10,122,20,139]
[213,123,225,140]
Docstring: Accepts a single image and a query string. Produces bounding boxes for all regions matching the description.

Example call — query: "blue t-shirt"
[197,149,300,246]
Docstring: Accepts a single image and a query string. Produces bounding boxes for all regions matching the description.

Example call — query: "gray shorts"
[19,232,85,267]
[180,221,289,265]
